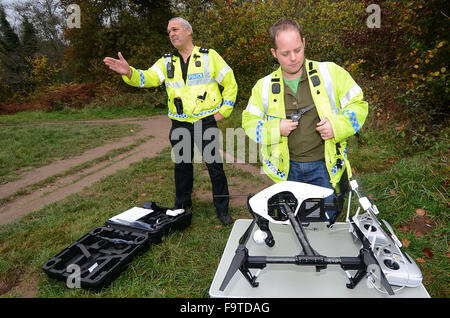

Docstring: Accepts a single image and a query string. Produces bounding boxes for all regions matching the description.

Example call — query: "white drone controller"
[346,180,423,288]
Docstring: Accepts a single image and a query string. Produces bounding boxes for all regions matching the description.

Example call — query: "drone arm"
[282,203,316,256]
[247,255,361,268]
[340,257,364,271]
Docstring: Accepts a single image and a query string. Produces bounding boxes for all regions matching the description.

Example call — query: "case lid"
[42,226,150,289]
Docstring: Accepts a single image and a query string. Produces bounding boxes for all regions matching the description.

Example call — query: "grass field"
[0,148,265,297]
[0,122,143,184]
[0,95,448,298]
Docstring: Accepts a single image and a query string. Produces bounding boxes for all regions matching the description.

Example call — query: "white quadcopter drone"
[219,180,423,296]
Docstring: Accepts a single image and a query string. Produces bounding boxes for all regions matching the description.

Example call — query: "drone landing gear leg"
[238,253,266,288]
[239,265,260,288]
[342,248,370,290]
[346,269,367,290]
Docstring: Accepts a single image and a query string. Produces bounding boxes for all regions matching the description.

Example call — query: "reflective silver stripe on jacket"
[202,52,211,79]
[165,81,184,88]
[245,103,265,119]
[261,74,271,114]
[215,65,231,84]
[339,83,362,108]
[317,62,339,114]
[186,78,216,86]
[185,51,215,86]
[150,65,165,84]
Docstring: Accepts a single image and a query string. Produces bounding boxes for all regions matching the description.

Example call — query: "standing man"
[104,17,237,225]
[242,18,368,222]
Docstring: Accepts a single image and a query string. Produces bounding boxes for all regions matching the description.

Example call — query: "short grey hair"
[168,17,193,36]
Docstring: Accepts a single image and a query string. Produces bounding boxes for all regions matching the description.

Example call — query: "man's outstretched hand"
[103,52,132,79]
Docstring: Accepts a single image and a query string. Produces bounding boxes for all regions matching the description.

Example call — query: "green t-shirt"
[283,70,324,162]
[284,73,301,95]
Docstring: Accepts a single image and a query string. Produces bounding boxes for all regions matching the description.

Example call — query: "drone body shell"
[248,181,334,225]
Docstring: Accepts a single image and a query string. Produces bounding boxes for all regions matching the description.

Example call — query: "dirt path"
[0,116,269,225]
[0,116,170,225]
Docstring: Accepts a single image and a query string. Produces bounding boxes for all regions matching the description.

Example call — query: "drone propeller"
[360,248,395,295]
[219,219,256,291]
[350,216,395,295]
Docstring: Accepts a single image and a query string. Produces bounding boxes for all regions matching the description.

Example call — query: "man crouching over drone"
[242,18,368,222]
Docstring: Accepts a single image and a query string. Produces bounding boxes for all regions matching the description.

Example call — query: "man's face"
[167,20,192,50]
[271,28,306,76]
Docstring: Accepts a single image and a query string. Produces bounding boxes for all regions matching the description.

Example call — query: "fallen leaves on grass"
[415,208,426,216]
[401,237,411,248]
[399,213,436,236]
[416,257,426,264]
[423,248,434,259]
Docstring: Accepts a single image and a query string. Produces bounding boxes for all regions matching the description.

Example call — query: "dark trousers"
[169,115,229,214]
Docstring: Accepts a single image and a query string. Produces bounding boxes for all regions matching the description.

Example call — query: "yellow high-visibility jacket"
[242,59,368,188]
[122,46,238,122]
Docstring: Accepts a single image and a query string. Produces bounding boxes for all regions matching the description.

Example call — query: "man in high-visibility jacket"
[242,18,368,222]
[104,17,238,225]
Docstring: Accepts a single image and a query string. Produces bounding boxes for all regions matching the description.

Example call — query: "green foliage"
[392,0,448,120]
[25,53,61,89]
[0,5,54,101]
[0,5,20,52]
[175,0,370,102]
[3,0,448,135]
[60,0,172,83]
[0,5,26,90]
[372,0,449,153]
[21,17,38,60]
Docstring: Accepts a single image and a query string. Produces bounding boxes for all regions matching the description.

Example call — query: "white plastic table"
[209,219,430,298]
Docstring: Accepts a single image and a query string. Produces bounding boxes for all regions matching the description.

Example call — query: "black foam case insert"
[42,202,192,290]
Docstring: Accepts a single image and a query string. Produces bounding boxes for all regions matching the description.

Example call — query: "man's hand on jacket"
[316,118,334,140]
[280,119,298,136]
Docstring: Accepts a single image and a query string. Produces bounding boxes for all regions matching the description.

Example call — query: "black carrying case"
[42,202,192,290]
[104,201,192,244]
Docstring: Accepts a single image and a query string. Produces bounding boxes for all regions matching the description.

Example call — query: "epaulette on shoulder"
[199,47,209,53]
[163,52,172,58]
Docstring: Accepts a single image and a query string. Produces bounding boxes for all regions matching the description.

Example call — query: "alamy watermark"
[366,4,381,28]
[66,264,81,288]
[66,4,81,29]
[168,121,278,170]
[66,4,381,30]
